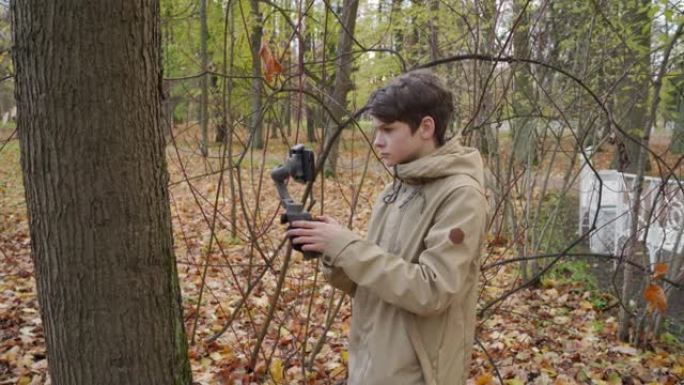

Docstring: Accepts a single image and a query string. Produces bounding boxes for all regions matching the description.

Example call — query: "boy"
[287,70,487,385]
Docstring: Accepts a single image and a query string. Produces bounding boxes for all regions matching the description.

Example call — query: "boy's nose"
[373,133,385,148]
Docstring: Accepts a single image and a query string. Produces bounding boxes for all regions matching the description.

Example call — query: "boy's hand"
[286,215,344,253]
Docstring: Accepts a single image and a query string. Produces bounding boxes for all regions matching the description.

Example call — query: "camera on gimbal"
[271,144,319,260]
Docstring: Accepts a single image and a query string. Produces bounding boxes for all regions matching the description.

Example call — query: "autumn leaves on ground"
[1,126,683,385]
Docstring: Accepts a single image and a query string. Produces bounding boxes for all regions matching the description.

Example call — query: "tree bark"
[511,0,540,283]
[250,0,265,149]
[323,0,360,175]
[162,79,174,137]
[306,103,316,142]
[617,18,683,345]
[616,0,652,342]
[674,98,684,154]
[427,0,441,61]
[472,0,496,155]
[303,21,317,143]
[11,1,192,384]
[511,0,536,166]
[612,0,651,173]
[199,0,209,156]
[391,0,404,52]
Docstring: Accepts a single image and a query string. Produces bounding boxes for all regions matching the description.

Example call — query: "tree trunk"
[216,0,235,145]
[472,0,496,154]
[306,105,315,142]
[612,0,651,173]
[511,0,536,167]
[162,79,174,137]
[199,0,209,156]
[511,0,540,282]
[282,42,292,139]
[405,0,424,64]
[250,0,265,149]
[11,1,192,384]
[673,94,684,154]
[221,0,238,239]
[391,0,404,52]
[323,0,360,176]
[427,0,440,61]
[303,22,316,143]
[616,0,652,341]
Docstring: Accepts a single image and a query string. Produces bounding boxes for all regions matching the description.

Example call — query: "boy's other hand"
[286,215,344,253]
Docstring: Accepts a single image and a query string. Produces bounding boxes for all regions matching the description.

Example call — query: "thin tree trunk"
[11,1,192,384]
[391,0,404,52]
[303,20,316,143]
[612,0,651,173]
[222,0,237,238]
[250,0,264,149]
[673,97,684,154]
[162,80,174,137]
[306,103,316,142]
[283,43,292,139]
[619,20,684,344]
[617,0,653,341]
[511,0,536,165]
[323,0,360,175]
[472,0,496,154]
[427,0,440,61]
[199,0,209,156]
[511,0,537,281]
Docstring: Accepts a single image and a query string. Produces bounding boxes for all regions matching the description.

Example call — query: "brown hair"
[366,70,454,146]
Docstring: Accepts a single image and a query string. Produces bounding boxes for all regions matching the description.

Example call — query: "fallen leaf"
[475,372,493,385]
[610,344,638,356]
[505,379,525,385]
[200,357,212,368]
[606,370,621,385]
[270,357,284,384]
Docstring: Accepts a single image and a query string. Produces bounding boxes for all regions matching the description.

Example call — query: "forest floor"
[1,125,683,385]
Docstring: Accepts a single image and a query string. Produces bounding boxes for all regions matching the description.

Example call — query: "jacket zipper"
[388,186,409,253]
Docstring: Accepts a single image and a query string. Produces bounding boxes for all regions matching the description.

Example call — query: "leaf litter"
[0,133,682,384]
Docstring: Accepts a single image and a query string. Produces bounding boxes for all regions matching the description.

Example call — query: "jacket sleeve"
[321,264,357,296]
[322,186,486,317]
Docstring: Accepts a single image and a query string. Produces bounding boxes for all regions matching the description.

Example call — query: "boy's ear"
[419,116,435,140]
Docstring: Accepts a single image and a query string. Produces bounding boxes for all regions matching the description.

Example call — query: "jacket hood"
[395,137,485,186]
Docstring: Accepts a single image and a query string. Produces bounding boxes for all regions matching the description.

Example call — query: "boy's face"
[372,116,436,167]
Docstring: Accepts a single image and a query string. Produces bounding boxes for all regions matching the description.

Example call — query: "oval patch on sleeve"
[449,227,465,245]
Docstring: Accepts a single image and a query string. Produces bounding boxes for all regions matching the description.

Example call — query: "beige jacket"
[322,138,487,385]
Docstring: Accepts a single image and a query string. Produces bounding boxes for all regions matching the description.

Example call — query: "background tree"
[199,0,210,156]
[664,57,684,154]
[250,0,265,149]
[612,0,653,173]
[323,0,360,175]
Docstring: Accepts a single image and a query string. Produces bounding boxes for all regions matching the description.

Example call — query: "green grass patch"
[659,331,684,349]
[591,319,604,333]
[0,120,16,130]
[547,260,598,290]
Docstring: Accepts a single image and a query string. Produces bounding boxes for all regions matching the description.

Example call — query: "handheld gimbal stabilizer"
[271,144,320,260]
